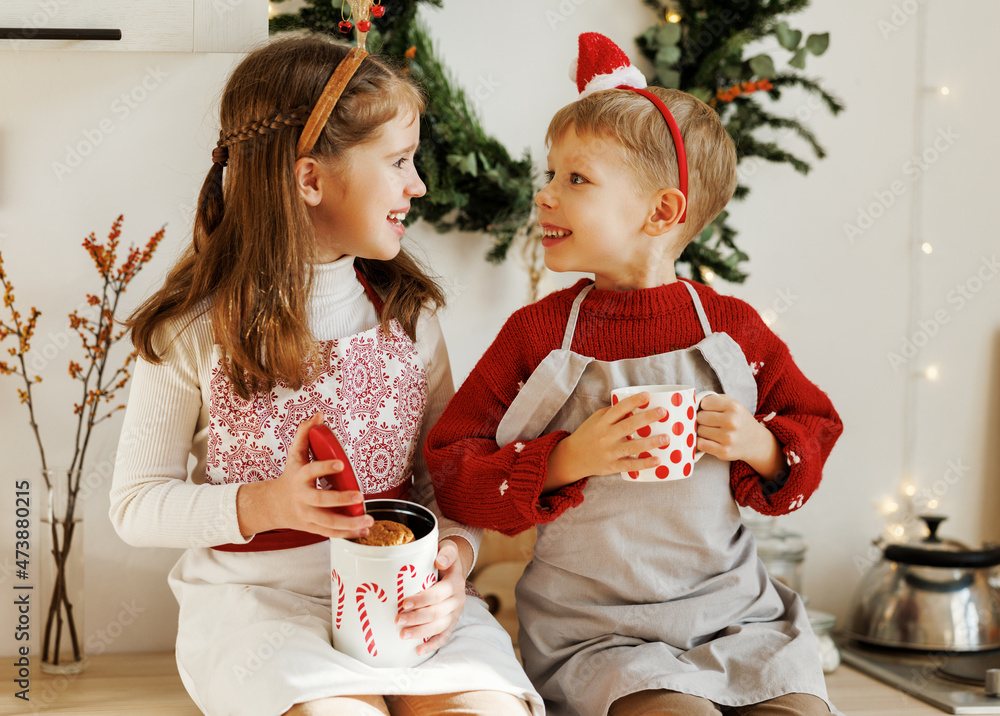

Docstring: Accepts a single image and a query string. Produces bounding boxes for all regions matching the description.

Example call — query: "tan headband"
[296,46,369,159]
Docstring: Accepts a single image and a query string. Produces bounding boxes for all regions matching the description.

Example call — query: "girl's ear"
[295,157,324,207]
[644,188,686,237]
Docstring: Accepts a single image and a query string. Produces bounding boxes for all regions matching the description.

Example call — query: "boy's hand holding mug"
[611,385,717,481]
[545,390,677,491]
[695,394,787,481]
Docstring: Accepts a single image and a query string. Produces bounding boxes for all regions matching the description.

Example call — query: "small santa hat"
[570,32,647,98]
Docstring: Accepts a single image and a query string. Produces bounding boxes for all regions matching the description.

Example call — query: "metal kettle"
[847,516,1000,651]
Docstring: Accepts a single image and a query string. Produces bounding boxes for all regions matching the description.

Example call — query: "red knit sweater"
[425,278,843,536]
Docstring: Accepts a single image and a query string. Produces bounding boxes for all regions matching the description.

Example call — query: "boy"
[426,33,843,716]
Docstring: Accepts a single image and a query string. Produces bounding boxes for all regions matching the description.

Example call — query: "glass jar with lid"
[807,609,840,673]
[741,511,806,595]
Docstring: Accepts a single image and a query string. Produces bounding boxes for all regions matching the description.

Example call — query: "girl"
[110,35,539,716]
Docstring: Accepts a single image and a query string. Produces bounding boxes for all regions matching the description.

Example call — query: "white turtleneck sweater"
[109,256,480,558]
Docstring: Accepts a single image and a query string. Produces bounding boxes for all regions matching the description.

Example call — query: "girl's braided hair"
[212,105,310,165]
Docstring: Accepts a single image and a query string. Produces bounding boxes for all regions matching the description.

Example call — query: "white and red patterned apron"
[206,271,421,553]
[497,281,837,716]
[167,272,543,716]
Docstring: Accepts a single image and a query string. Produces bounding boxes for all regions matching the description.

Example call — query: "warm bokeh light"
[877,498,899,516]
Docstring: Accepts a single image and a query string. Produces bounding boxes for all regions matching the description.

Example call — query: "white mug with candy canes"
[329,499,439,667]
[611,384,718,481]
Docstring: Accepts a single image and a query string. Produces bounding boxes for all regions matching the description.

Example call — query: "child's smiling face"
[535,125,682,290]
[307,111,426,263]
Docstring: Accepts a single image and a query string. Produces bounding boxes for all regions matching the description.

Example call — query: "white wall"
[1,0,997,658]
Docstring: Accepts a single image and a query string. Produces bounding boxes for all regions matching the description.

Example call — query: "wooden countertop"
[826,664,945,715]
[0,652,946,715]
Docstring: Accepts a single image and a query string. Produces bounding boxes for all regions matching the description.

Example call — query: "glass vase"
[39,468,87,674]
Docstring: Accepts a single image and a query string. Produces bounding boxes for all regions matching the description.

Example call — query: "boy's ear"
[644,188,686,237]
[295,157,325,207]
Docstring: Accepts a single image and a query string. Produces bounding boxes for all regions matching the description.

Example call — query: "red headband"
[620,86,688,223]
[574,32,688,223]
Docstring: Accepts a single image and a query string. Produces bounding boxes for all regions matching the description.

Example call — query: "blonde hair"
[546,87,737,244]
[129,35,444,400]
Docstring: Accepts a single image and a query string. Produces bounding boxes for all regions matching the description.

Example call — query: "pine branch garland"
[733,135,813,174]
[737,102,826,158]
[769,73,846,115]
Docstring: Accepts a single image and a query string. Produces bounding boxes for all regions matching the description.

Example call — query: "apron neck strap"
[562,283,595,350]
[681,280,713,339]
[354,266,384,316]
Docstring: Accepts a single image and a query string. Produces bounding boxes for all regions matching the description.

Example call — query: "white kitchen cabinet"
[0,0,268,52]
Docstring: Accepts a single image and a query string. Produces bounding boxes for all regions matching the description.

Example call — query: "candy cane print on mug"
[610,384,718,481]
[396,564,416,612]
[331,569,345,630]
[356,583,388,657]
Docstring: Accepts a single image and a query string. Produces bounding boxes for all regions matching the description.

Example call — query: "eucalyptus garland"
[270,0,843,281]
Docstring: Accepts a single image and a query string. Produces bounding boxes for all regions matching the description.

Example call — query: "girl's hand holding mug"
[395,537,470,655]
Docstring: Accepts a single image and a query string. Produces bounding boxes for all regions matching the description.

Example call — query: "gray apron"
[497,282,835,716]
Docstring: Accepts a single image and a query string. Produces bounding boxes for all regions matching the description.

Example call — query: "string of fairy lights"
[876,3,953,542]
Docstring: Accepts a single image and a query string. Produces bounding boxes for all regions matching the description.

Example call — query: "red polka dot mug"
[610,384,718,481]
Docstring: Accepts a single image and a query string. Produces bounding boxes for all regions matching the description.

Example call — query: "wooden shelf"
[0,652,946,714]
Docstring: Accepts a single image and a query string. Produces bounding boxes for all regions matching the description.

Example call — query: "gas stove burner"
[837,636,1000,713]
[937,652,1000,687]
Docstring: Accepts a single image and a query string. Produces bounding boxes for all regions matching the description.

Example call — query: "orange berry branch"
[712,79,774,105]
[0,215,164,667]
